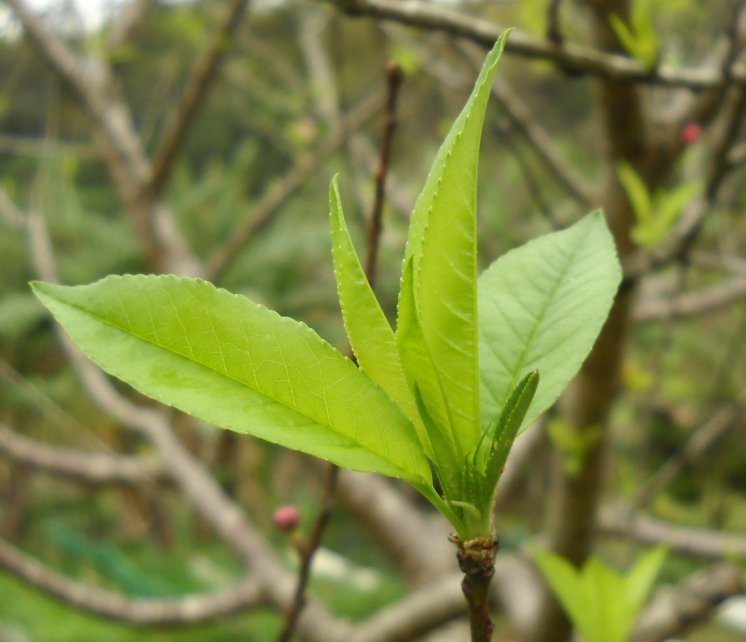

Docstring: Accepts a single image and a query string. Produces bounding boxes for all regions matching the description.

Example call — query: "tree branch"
[631,563,742,642]
[0,537,267,626]
[107,0,155,50]
[8,0,201,274]
[632,404,740,510]
[0,422,165,486]
[205,89,385,281]
[147,0,250,197]
[600,505,746,560]
[329,0,746,89]
[634,276,746,323]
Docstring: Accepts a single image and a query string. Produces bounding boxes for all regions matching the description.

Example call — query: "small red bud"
[681,123,701,145]
[273,505,300,532]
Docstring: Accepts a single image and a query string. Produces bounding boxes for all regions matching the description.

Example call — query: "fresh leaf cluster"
[31,34,621,539]
[617,161,702,248]
[532,547,667,642]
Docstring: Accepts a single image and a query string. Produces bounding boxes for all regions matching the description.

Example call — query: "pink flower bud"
[681,123,701,145]
[273,505,300,532]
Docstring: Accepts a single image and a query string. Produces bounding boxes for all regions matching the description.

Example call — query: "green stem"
[450,535,498,642]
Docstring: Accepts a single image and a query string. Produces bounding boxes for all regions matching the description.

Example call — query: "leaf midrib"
[57,292,393,450]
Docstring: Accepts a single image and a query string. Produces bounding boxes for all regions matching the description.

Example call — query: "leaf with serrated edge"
[481,370,539,492]
[397,32,511,458]
[478,211,621,435]
[328,177,431,455]
[32,276,431,485]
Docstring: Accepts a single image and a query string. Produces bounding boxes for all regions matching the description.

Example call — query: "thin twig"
[0,537,267,626]
[0,422,165,486]
[107,0,154,50]
[631,563,742,642]
[329,0,746,90]
[600,503,746,559]
[277,61,405,642]
[146,0,250,197]
[277,465,340,642]
[205,89,385,281]
[365,62,403,286]
[546,0,563,45]
[633,404,740,510]
[633,276,746,322]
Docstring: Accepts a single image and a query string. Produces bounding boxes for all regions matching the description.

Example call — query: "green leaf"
[328,177,432,455]
[533,548,666,642]
[625,546,666,615]
[481,370,539,491]
[582,558,629,642]
[617,162,652,223]
[31,275,432,485]
[532,549,598,641]
[478,212,621,434]
[396,31,510,458]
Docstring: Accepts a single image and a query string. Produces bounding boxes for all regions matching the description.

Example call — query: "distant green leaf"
[397,31,510,458]
[617,162,652,223]
[478,212,621,435]
[533,547,666,642]
[532,549,596,639]
[31,276,431,485]
[625,546,667,614]
[328,177,431,455]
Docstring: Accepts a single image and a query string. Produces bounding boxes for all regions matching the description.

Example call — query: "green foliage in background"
[533,546,667,642]
[609,0,659,68]
[617,161,702,247]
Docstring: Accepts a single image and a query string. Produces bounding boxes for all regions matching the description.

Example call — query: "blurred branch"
[0,188,26,230]
[329,0,746,89]
[600,505,746,559]
[365,62,403,285]
[631,564,743,642]
[206,89,386,281]
[351,573,466,642]
[7,0,201,274]
[326,467,453,581]
[632,404,740,510]
[0,422,165,486]
[491,79,594,208]
[0,537,267,626]
[147,0,250,198]
[634,276,746,323]
[546,0,563,45]
[107,0,155,50]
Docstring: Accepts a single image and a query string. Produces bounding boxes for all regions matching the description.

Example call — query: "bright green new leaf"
[31,276,432,486]
[397,31,510,458]
[328,177,431,455]
[617,162,652,223]
[532,550,596,639]
[533,548,667,642]
[479,211,621,434]
[625,546,667,614]
[482,370,539,491]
